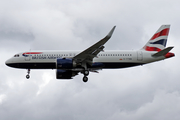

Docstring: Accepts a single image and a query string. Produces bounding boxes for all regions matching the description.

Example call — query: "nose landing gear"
[26,69,30,79]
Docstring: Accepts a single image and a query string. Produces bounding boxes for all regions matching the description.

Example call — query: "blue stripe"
[150,39,167,47]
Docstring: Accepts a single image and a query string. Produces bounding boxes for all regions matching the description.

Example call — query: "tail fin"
[142,25,170,51]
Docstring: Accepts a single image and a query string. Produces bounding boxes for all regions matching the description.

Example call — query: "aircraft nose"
[5,58,19,68]
[5,59,12,67]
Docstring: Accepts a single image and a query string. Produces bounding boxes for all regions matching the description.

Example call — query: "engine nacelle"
[56,69,77,79]
[56,58,76,69]
[91,62,104,68]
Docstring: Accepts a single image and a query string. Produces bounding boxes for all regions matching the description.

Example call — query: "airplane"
[5,25,175,82]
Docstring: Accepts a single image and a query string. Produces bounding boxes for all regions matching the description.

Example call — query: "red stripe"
[23,52,42,54]
[144,46,161,51]
[150,28,169,40]
[165,52,175,58]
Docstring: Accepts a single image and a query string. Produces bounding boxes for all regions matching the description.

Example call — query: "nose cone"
[5,59,12,67]
[5,58,20,68]
[5,58,18,68]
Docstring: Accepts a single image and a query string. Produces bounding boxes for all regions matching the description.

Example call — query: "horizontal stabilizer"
[152,47,174,57]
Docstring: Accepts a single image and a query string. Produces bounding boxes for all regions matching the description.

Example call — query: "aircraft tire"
[83,76,88,82]
[26,75,30,79]
[84,70,89,76]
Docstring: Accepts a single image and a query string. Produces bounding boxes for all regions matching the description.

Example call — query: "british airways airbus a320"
[5,25,175,82]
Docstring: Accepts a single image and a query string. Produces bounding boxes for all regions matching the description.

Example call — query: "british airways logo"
[22,52,43,57]
[22,53,28,57]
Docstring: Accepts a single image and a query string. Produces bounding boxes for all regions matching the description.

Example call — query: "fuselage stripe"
[23,52,43,55]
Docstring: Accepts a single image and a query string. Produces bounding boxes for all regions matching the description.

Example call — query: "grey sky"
[0,0,180,120]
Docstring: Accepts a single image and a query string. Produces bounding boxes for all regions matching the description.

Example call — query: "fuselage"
[5,50,167,69]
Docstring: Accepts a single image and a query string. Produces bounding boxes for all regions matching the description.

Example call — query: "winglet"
[106,26,116,38]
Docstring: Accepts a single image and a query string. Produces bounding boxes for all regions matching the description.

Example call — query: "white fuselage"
[5,50,165,69]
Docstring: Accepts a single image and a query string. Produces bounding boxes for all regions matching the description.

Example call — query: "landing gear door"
[137,51,143,61]
[25,55,31,61]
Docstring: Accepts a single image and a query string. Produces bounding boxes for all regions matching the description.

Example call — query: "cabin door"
[137,51,143,61]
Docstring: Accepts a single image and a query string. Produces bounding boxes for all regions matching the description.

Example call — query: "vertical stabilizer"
[142,25,170,51]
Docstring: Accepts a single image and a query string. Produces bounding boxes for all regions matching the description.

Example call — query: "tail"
[142,25,170,51]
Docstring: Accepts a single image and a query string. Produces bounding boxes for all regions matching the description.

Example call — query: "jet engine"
[56,58,76,69]
[56,69,77,79]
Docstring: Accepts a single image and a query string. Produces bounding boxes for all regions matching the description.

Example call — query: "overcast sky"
[0,0,180,120]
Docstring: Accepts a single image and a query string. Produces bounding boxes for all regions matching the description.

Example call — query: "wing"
[73,26,116,65]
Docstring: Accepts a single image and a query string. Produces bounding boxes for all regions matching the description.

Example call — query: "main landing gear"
[83,70,89,82]
[26,69,30,79]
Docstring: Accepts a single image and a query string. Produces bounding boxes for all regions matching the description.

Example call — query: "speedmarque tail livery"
[5,25,175,82]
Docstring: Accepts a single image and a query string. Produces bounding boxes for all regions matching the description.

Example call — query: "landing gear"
[26,74,30,79]
[81,62,89,82]
[82,70,89,82]
[26,69,30,79]
[84,70,89,76]
[83,76,88,82]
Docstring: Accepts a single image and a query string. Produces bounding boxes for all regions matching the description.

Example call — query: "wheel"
[26,75,30,79]
[84,70,89,76]
[83,76,88,82]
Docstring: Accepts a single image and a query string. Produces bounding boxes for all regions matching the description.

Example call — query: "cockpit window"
[14,54,19,57]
